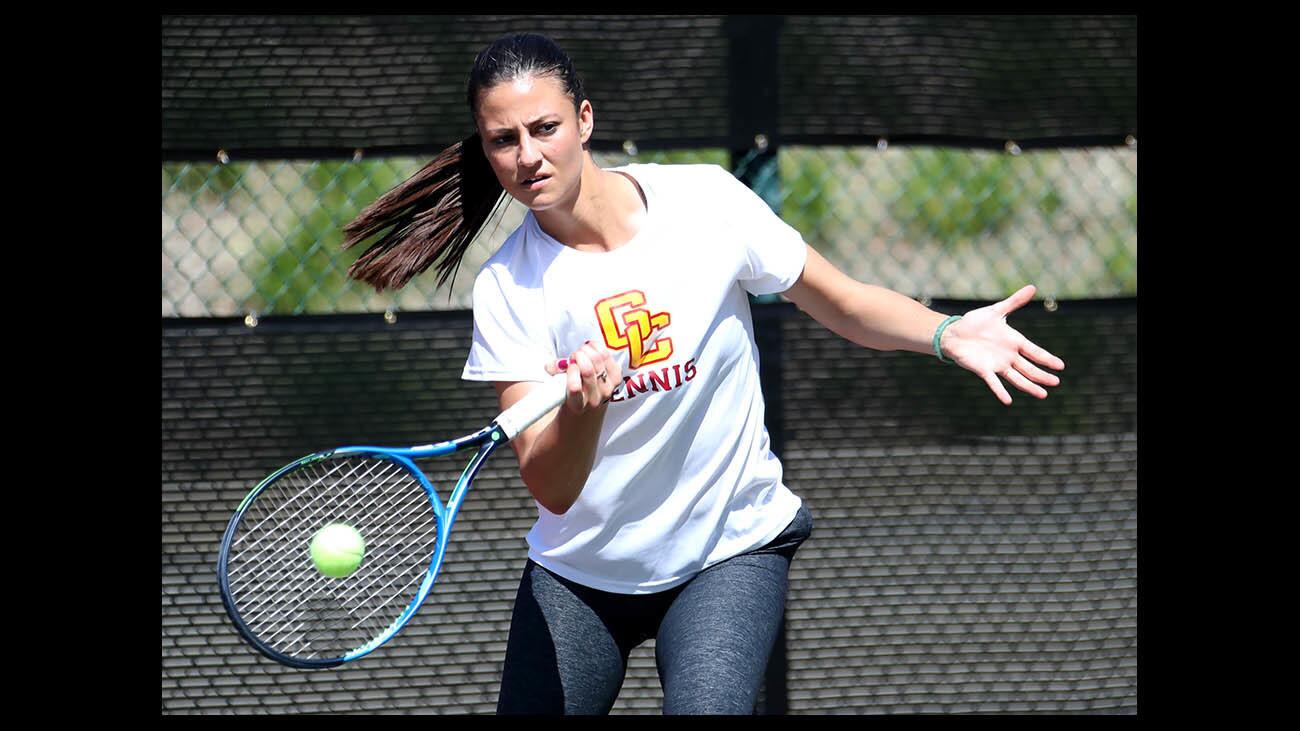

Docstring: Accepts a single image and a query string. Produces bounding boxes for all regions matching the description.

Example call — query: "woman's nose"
[518,134,541,166]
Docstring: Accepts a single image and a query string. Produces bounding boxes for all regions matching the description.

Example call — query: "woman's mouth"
[521,175,550,190]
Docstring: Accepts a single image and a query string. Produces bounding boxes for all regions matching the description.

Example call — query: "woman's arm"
[783,244,952,355]
[782,244,1065,405]
[493,342,622,514]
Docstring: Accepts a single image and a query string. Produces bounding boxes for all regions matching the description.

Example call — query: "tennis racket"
[217,373,568,669]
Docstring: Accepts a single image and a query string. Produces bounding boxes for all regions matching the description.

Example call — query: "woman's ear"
[579,99,594,145]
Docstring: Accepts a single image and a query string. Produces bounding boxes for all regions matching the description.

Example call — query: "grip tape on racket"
[494,374,569,441]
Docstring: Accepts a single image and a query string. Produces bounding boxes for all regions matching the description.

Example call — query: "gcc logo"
[594,290,673,369]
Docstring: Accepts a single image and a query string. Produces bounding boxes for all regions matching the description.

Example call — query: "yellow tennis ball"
[310,523,366,578]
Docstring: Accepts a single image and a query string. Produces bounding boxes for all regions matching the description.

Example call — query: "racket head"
[217,449,452,669]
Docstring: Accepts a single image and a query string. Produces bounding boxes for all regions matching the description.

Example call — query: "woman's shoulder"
[474,214,555,293]
[619,161,733,184]
[616,162,742,209]
[480,216,531,270]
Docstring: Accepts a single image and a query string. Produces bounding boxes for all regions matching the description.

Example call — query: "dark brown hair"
[342,33,587,292]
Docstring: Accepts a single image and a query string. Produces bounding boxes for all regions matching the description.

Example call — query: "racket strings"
[238,459,432,634]
[228,458,385,591]
[235,458,437,656]
[230,457,378,558]
[225,455,441,661]
[234,467,408,631]
[247,485,438,642]
[234,459,394,645]
[230,458,404,588]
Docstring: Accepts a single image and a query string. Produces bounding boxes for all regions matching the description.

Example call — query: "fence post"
[726,13,790,716]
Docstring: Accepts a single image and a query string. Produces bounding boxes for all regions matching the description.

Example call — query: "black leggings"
[497,503,813,715]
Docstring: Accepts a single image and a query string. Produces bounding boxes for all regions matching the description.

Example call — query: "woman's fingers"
[601,349,621,385]
[1002,366,1048,399]
[572,348,601,405]
[1014,355,1061,388]
[565,354,585,409]
[952,288,1064,406]
[1022,337,1065,372]
[993,284,1037,318]
[982,371,1013,406]
[581,344,622,400]
[551,340,622,413]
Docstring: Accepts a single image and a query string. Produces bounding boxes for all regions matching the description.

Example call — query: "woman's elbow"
[520,469,576,515]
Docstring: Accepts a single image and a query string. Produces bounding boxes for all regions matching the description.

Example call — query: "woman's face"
[475,74,593,212]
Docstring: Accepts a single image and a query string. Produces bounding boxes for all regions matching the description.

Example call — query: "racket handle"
[494,374,569,441]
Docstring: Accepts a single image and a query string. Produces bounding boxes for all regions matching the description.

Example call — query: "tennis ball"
[310,523,366,578]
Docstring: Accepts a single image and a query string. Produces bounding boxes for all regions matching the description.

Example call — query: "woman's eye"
[540,123,558,134]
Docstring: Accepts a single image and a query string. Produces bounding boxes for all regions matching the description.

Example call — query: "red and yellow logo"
[595,290,673,369]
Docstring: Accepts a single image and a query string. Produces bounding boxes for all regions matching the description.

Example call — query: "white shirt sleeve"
[461,264,553,383]
[719,166,809,296]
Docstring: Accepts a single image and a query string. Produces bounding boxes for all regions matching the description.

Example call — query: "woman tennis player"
[343,33,1065,715]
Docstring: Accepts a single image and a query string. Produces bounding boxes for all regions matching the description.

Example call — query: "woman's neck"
[534,156,647,253]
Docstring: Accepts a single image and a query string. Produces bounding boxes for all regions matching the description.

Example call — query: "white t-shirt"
[461,163,807,594]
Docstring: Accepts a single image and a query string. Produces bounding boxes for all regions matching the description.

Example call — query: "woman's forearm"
[785,245,956,358]
[825,282,952,355]
[508,342,623,515]
[518,402,607,515]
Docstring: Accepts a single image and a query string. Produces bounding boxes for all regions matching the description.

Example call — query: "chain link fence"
[163,302,1136,714]
[161,144,1135,318]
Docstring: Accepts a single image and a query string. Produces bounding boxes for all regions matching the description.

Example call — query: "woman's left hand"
[941,284,1066,406]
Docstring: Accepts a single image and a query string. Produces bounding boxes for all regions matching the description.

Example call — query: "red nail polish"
[556,358,570,370]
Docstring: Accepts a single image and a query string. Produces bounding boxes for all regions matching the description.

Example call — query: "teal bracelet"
[933,315,962,363]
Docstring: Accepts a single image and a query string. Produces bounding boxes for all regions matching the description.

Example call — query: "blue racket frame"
[217,423,505,669]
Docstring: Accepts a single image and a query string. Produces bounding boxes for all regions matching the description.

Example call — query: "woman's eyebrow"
[485,116,560,135]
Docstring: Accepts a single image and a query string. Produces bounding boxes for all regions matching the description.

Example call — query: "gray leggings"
[497,503,813,715]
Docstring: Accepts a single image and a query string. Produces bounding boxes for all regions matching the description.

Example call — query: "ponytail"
[345,32,585,293]
[342,133,506,292]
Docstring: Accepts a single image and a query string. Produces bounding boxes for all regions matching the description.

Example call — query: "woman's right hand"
[545,340,622,415]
